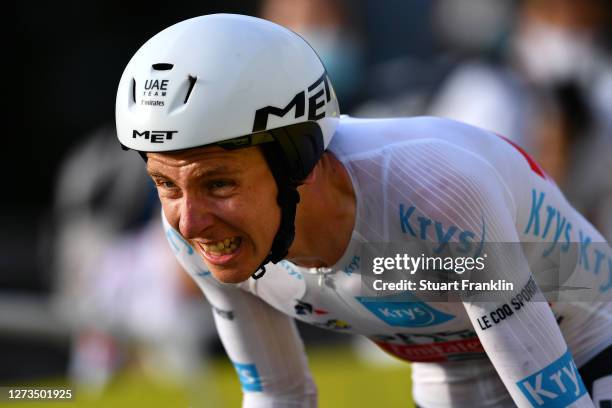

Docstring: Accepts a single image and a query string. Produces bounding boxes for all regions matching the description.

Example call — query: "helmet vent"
[131,79,136,103]
[183,75,197,104]
[152,63,173,71]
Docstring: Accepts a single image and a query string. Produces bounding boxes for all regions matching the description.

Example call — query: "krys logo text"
[524,188,612,293]
[356,294,454,328]
[399,204,486,257]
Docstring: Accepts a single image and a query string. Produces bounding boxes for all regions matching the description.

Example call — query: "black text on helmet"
[252,73,331,132]
[132,130,178,143]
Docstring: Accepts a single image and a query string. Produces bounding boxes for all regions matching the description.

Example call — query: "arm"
[162,216,316,408]
[203,280,317,408]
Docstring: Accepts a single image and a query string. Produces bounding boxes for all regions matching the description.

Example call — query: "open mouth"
[199,237,242,256]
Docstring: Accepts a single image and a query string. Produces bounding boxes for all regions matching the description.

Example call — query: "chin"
[210,267,253,284]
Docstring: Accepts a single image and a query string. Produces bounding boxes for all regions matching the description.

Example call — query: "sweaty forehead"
[146,145,263,174]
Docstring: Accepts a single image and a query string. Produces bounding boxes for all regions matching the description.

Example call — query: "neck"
[286,152,356,268]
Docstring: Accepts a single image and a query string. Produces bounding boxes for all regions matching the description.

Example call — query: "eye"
[209,180,231,189]
[152,177,177,190]
[207,179,236,195]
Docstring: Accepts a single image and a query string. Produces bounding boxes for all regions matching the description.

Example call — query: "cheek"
[231,183,281,240]
[224,195,280,232]
[259,199,282,248]
[255,195,282,235]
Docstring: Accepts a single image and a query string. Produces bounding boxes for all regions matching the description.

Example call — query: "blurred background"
[4,0,611,406]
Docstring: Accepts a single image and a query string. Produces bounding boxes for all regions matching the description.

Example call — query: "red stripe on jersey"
[496,134,548,179]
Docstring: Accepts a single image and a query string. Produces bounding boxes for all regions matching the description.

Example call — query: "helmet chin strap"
[252,185,300,279]
[252,143,302,280]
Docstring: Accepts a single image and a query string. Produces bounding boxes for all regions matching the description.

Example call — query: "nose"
[178,195,217,240]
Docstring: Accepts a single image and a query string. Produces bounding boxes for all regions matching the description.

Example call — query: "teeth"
[202,237,241,254]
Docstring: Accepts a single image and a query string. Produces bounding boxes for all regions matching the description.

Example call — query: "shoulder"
[332,116,506,192]
[335,115,491,137]
[382,138,514,225]
[332,115,520,213]
[333,119,519,241]
[331,115,501,158]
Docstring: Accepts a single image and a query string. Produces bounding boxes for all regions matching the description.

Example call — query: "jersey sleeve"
[162,216,317,407]
[385,139,595,407]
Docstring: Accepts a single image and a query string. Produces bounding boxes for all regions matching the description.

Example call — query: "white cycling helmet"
[116,13,339,178]
[116,14,341,278]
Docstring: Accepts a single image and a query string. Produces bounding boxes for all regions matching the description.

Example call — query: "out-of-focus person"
[429,0,612,241]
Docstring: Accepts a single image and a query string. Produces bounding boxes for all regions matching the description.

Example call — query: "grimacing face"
[146,145,281,283]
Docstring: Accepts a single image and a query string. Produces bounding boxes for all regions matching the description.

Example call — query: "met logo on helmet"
[252,72,332,132]
[132,129,178,143]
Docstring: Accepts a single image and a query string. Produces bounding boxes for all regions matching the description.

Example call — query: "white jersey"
[163,116,612,407]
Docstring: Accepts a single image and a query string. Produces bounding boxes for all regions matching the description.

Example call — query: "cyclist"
[116,14,611,407]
